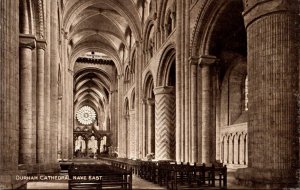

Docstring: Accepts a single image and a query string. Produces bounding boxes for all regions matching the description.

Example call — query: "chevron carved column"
[154,86,176,160]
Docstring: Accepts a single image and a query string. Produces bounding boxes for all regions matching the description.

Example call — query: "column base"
[18,163,61,175]
[235,167,299,188]
[0,170,28,189]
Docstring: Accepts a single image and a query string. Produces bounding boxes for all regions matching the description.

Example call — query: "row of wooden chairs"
[68,163,132,190]
[106,158,227,189]
[110,159,140,175]
[112,159,227,190]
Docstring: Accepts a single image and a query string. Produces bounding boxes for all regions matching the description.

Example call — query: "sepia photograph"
[0,0,299,189]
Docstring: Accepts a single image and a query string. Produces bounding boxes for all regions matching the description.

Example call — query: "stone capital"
[189,56,200,65]
[146,98,155,105]
[36,39,47,50]
[141,98,147,105]
[19,34,36,49]
[153,86,174,95]
[117,74,123,80]
[198,55,218,67]
[242,0,297,28]
[135,40,139,47]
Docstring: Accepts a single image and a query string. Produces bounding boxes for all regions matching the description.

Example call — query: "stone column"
[141,99,147,157]
[124,115,129,157]
[190,57,198,163]
[134,41,143,159]
[19,34,36,165]
[129,110,136,158]
[199,55,217,164]
[68,69,74,159]
[44,0,51,163]
[154,86,176,160]
[0,1,27,188]
[36,40,46,163]
[50,0,59,163]
[175,0,183,162]
[117,75,123,157]
[236,0,299,187]
[146,99,155,154]
[57,95,62,160]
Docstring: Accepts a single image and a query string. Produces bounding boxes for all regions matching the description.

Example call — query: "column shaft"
[199,55,216,164]
[0,0,19,171]
[147,99,155,154]
[247,12,298,171]
[141,100,146,157]
[201,65,211,163]
[154,86,176,160]
[236,0,299,186]
[19,34,36,164]
[0,1,28,188]
[50,0,58,162]
[190,60,198,163]
[44,0,51,163]
[36,40,46,163]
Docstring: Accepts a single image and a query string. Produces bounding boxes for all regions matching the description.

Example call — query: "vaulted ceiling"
[63,0,146,114]
[63,0,144,72]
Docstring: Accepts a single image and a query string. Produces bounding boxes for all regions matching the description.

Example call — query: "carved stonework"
[37,0,44,39]
[19,34,36,49]
[36,39,47,50]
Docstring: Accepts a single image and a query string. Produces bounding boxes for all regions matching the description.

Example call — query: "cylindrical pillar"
[190,57,198,163]
[19,34,36,164]
[141,99,147,157]
[44,0,51,163]
[154,86,176,160]
[50,0,59,163]
[199,55,217,164]
[236,0,299,186]
[129,110,136,158]
[0,0,28,188]
[36,40,46,163]
[147,99,155,154]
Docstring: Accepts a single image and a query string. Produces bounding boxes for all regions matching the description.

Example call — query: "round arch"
[143,71,155,99]
[156,43,176,86]
[70,42,122,74]
[191,0,244,56]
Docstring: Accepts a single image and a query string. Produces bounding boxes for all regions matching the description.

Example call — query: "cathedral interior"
[0,0,299,189]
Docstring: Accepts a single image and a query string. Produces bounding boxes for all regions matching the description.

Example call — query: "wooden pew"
[68,163,132,190]
[165,162,227,190]
[98,158,227,190]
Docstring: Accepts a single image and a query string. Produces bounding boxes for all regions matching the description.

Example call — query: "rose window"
[76,106,96,125]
